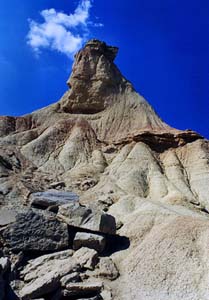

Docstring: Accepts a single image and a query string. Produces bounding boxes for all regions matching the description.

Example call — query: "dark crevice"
[200,207,209,214]
[0,156,13,171]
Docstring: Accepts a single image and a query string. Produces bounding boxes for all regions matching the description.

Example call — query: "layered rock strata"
[0,39,209,300]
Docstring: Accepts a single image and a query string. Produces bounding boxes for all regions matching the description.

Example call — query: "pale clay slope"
[0,40,209,300]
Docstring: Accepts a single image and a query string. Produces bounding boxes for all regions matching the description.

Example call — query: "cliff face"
[0,40,209,300]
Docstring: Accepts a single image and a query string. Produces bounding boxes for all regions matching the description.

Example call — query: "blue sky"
[0,0,208,138]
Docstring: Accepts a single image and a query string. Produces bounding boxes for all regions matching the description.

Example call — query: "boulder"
[73,247,98,270]
[73,232,106,253]
[30,189,79,210]
[57,202,91,226]
[64,282,103,297]
[21,250,74,282]
[20,250,80,299]
[97,257,119,280]
[20,273,60,300]
[57,202,116,234]
[2,211,69,252]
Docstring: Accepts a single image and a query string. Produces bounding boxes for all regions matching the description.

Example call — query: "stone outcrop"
[60,40,121,114]
[73,247,98,271]
[73,232,106,253]
[2,211,69,252]
[15,245,114,300]
[0,39,209,300]
[97,257,119,281]
[19,250,80,299]
[57,202,116,235]
[30,190,79,210]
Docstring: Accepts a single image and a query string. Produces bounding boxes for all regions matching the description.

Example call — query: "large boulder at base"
[30,189,79,210]
[2,211,69,252]
[73,232,106,253]
[57,202,116,234]
[20,250,79,299]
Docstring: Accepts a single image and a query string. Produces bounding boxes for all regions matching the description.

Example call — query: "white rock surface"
[73,232,106,253]
[20,250,79,299]
[73,247,98,270]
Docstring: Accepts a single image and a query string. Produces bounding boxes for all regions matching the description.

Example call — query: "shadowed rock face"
[0,40,209,300]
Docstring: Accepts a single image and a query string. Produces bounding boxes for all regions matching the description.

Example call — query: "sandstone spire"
[60,39,128,114]
[0,39,209,300]
[58,40,202,147]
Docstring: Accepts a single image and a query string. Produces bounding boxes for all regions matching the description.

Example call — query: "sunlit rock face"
[60,39,126,114]
[0,40,209,300]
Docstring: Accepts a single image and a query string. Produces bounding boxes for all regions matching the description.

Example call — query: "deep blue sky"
[0,0,208,138]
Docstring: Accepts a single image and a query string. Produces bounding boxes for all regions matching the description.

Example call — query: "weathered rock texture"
[57,202,116,234]
[0,39,209,300]
[3,211,69,252]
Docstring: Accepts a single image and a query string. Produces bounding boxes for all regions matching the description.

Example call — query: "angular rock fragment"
[20,274,60,300]
[73,247,98,270]
[20,250,80,299]
[57,202,116,234]
[97,257,119,280]
[30,189,79,210]
[60,272,80,287]
[2,211,69,252]
[57,202,92,226]
[21,250,74,282]
[64,282,103,297]
[73,232,106,253]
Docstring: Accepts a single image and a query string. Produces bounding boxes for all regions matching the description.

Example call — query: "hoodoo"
[0,40,209,300]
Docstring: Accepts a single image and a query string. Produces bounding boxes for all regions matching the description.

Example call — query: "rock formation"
[0,39,209,300]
